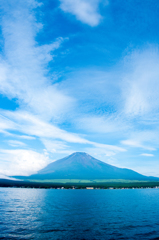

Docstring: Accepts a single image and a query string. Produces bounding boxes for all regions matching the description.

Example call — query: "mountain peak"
[67,152,96,163]
[25,152,158,181]
[71,152,90,157]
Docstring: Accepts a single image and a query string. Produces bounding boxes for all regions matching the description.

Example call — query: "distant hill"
[16,152,159,181]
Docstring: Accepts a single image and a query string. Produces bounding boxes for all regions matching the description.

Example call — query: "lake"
[0,188,159,239]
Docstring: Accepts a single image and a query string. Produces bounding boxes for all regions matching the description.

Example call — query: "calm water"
[0,188,159,240]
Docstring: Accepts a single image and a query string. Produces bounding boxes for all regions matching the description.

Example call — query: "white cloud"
[122,47,159,116]
[0,114,16,131]
[1,110,90,143]
[59,0,104,26]
[0,0,73,121]
[0,149,49,176]
[65,47,159,157]
[42,139,72,154]
[78,115,129,133]
[7,140,26,147]
[17,135,36,140]
[121,139,156,151]
[0,109,126,157]
[0,1,159,178]
[120,128,159,151]
[140,153,154,157]
[92,142,126,152]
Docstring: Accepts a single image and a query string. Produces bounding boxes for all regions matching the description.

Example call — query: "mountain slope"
[21,152,158,181]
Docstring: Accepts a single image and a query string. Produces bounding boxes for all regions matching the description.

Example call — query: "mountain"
[19,152,158,181]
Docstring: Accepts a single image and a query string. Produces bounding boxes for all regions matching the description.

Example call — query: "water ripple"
[1,188,159,239]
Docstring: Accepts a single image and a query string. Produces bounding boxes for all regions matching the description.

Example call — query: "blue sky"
[0,0,159,177]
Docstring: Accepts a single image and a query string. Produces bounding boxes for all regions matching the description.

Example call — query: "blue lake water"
[0,188,159,240]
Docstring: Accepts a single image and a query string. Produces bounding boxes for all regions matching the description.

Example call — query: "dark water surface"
[0,188,159,240]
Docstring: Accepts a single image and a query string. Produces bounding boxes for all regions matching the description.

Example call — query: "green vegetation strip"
[1,178,159,188]
[29,179,149,183]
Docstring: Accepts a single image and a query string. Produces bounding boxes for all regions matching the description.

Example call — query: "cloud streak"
[0,109,125,151]
[140,153,154,157]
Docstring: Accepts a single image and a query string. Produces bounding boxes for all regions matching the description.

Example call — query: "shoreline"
[1,186,159,190]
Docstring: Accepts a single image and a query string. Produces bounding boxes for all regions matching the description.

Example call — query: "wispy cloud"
[78,115,129,134]
[0,110,89,143]
[140,153,154,157]
[120,128,159,152]
[122,47,159,117]
[0,0,73,121]
[92,142,126,152]
[63,47,159,155]
[17,135,36,140]
[42,139,73,154]
[121,139,156,151]
[59,0,106,26]
[7,140,26,147]
[0,109,125,152]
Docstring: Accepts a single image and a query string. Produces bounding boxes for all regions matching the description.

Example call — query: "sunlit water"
[0,188,159,239]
